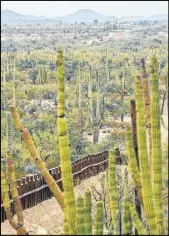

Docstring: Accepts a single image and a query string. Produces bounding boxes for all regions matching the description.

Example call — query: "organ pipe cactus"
[125,126,143,206]
[122,168,132,235]
[108,149,119,235]
[75,195,85,235]
[57,49,76,234]
[130,203,147,235]
[63,211,69,235]
[95,201,103,235]
[1,159,27,235]
[85,189,92,235]
[135,75,157,234]
[140,58,152,163]
[150,56,164,235]
[9,106,64,210]
[7,152,27,235]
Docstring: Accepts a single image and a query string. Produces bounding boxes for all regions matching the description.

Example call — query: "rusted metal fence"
[1,149,121,223]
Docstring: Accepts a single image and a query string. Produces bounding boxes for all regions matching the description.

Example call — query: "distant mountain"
[1,9,61,24]
[54,9,113,23]
[1,9,168,25]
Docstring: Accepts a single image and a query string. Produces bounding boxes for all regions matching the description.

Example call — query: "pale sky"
[1,1,168,17]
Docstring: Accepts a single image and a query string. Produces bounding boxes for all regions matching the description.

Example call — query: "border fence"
[1,148,122,223]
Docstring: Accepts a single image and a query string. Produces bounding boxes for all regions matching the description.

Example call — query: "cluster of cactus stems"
[1,50,165,235]
[37,66,49,85]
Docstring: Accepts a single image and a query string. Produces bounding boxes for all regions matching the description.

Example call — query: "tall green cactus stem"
[140,58,152,164]
[57,50,76,234]
[93,71,101,144]
[78,62,83,139]
[130,203,147,235]
[1,160,27,235]
[122,168,132,235]
[125,126,143,206]
[135,75,157,234]
[150,56,164,235]
[85,189,92,235]
[63,209,69,235]
[95,201,103,235]
[130,99,138,164]
[108,149,119,235]
[76,195,85,235]
[7,152,27,235]
[9,106,64,210]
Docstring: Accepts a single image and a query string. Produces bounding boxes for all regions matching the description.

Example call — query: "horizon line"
[1,8,168,19]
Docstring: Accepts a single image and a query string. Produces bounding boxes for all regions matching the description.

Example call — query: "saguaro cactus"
[75,195,85,235]
[135,75,157,234]
[85,65,93,128]
[85,189,92,235]
[95,201,103,235]
[150,56,164,235]
[93,71,101,144]
[108,149,119,235]
[57,49,76,235]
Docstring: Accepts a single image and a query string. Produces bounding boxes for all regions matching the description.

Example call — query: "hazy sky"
[2,1,168,17]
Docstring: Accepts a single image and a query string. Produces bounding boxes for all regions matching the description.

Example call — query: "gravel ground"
[1,174,105,235]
